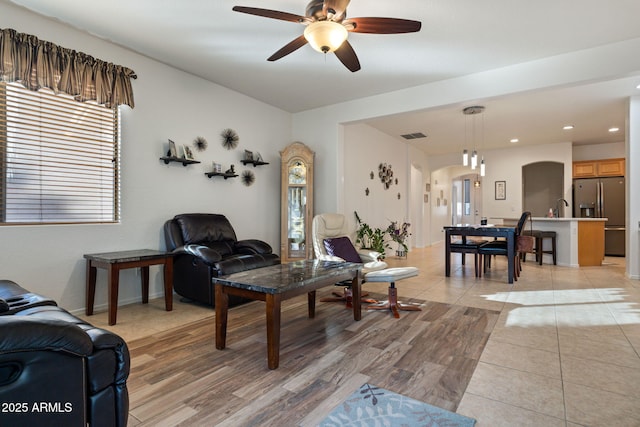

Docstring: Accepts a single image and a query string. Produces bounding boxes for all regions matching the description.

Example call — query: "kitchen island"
[498,217,606,267]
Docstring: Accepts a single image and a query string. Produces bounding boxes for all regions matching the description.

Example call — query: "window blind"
[0,82,120,224]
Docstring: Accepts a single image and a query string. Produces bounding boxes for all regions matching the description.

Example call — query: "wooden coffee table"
[213,260,362,369]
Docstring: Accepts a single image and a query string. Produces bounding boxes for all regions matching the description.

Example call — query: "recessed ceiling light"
[636,83,640,89]
[609,127,620,133]
[563,125,574,130]
[510,138,519,143]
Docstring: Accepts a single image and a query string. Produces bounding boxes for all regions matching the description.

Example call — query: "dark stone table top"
[83,249,171,263]
[213,260,362,295]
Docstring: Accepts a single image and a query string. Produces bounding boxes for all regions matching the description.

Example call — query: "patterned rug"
[319,383,476,427]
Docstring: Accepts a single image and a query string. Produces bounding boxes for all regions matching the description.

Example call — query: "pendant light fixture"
[462,105,486,174]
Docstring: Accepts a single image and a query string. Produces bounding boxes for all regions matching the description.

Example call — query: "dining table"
[444,224,517,283]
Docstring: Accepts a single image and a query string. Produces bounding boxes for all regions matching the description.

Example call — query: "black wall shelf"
[160,156,200,166]
[205,172,238,180]
[240,160,269,167]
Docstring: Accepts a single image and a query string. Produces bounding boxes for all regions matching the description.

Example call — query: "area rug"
[319,383,476,427]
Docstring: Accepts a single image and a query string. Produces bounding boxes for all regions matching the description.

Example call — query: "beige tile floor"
[82,244,640,426]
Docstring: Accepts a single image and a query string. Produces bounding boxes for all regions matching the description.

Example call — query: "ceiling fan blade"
[232,6,309,24]
[345,17,422,34]
[267,35,309,61]
[334,40,361,72]
[323,0,351,21]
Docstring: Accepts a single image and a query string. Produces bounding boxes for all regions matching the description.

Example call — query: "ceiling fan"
[232,0,422,72]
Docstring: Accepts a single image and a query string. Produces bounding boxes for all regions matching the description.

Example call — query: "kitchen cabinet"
[577,220,606,266]
[573,158,624,178]
[280,142,314,262]
[597,158,625,176]
[572,161,597,178]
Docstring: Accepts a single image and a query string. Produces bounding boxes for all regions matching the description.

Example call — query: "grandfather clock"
[280,142,314,262]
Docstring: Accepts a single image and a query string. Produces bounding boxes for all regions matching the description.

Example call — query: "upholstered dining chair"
[449,237,487,277]
[312,213,388,304]
[478,211,532,280]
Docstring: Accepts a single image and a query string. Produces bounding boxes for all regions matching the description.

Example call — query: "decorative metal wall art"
[241,170,255,186]
[194,136,208,151]
[378,163,394,189]
[220,128,239,150]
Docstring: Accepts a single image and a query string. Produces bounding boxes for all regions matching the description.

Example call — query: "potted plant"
[387,220,411,257]
[354,211,389,259]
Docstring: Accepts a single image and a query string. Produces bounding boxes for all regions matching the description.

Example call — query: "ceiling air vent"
[400,132,427,140]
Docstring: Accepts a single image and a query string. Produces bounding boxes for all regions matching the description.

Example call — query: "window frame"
[0,81,121,225]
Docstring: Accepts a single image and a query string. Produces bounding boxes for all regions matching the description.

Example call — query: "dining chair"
[478,212,531,280]
[449,237,487,277]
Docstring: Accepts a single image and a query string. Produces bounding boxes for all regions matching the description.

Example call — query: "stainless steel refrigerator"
[573,177,625,256]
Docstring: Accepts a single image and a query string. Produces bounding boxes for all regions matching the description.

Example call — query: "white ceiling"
[7,0,640,155]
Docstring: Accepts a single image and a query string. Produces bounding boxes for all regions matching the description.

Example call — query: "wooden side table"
[85,249,174,325]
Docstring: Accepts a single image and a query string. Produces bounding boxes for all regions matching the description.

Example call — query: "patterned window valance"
[0,28,137,108]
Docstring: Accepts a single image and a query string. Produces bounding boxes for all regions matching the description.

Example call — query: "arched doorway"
[522,161,564,217]
[452,173,482,225]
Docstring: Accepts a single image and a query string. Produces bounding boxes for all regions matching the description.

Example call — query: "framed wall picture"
[168,139,178,157]
[495,181,506,200]
[183,145,194,160]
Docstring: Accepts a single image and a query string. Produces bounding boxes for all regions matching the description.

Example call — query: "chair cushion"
[450,238,486,248]
[174,213,237,245]
[478,240,508,255]
[364,267,419,282]
[323,237,362,263]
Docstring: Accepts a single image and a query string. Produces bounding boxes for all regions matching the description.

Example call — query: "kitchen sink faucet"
[555,198,569,218]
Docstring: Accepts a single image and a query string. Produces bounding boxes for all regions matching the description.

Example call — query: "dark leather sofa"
[164,213,280,307]
[0,279,129,427]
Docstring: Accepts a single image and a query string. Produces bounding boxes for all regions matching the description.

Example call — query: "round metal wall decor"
[241,170,255,186]
[220,128,239,150]
[194,136,208,151]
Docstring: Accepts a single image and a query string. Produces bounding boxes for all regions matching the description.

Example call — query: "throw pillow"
[323,236,362,263]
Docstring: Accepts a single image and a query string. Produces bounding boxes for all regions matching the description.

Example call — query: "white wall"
[426,142,572,244]
[341,124,429,250]
[627,97,640,279]
[480,142,573,219]
[0,3,292,311]
[573,141,625,161]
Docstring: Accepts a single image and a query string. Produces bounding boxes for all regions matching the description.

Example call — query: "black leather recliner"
[164,213,280,307]
[0,279,129,427]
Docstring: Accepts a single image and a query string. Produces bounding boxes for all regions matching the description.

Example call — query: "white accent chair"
[312,213,420,317]
[312,213,386,305]
[312,213,388,273]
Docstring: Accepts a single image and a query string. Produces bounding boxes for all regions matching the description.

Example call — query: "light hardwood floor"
[80,244,640,426]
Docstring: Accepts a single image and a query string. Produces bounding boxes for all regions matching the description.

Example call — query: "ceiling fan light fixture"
[304,21,348,53]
